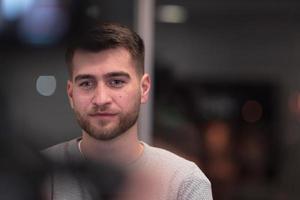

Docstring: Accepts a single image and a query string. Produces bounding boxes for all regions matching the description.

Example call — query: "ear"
[67,80,74,109]
[140,74,151,104]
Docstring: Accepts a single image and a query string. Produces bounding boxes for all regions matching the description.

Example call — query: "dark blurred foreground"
[0,133,125,200]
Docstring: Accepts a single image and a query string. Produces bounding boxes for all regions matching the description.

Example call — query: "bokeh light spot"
[36,75,56,96]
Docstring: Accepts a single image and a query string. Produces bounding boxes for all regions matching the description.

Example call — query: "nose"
[91,83,112,107]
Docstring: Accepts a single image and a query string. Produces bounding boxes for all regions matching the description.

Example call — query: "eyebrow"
[103,71,130,79]
[74,74,95,83]
[74,72,131,83]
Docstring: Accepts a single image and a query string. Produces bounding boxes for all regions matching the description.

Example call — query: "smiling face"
[67,47,150,140]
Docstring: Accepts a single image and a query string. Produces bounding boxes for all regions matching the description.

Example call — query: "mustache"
[89,104,117,114]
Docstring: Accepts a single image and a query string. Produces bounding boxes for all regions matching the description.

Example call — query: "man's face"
[67,47,150,140]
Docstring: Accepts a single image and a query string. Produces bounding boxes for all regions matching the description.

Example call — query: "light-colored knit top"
[42,138,213,200]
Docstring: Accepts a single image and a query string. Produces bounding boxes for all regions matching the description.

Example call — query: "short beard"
[74,103,140,141]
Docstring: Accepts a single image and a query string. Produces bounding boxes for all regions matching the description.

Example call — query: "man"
[43,21,213,200]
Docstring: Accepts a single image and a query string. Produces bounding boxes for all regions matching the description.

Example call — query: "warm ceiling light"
[157,5,188,23]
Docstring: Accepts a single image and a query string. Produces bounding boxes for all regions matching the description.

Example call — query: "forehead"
[71,47,137,79]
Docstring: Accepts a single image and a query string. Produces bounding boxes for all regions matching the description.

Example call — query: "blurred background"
[1,0,300,199]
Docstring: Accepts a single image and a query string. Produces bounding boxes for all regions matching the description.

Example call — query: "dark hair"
[65,22,145,77]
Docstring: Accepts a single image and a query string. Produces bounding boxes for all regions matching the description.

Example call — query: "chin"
[90,133,122,141]
[88,127,123,141]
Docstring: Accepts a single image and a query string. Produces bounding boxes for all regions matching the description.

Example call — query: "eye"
[79,80,95,89]
[108,79,126,88]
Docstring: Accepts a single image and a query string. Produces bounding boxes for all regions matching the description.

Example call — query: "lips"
[89,113,118,117]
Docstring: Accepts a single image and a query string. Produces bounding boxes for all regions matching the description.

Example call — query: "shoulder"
[42,141,68,162]
[143,143,213,199]
[41,138,81,164]
[176,164,213,200]
[144,143,207,178]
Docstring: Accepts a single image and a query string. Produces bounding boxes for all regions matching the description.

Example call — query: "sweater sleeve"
[177,164,213,200]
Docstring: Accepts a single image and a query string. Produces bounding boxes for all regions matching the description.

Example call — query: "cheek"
[116,94,130,105]
[115,89,140,108]
[72,92,92,110]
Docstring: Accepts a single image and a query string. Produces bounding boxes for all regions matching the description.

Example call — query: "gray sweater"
[43,138,213,200]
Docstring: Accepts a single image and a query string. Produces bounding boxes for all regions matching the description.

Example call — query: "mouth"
[89,113,118,118]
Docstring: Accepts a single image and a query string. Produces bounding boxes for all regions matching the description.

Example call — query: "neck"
[80,123,143,165]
